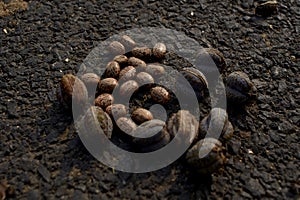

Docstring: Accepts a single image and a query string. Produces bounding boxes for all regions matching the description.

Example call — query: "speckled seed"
[185,138,226,175]
[226,71,257,104]
[196,48,227,74]
[79,106,113,138]
[199,108,233,143]
[113,55,128,66]
[108,41,125,56]
[150,86,170,104]
[152,43,166,59]
[128,57,147,70]
[177,67,208,98]
[57,74,88,109]
[116,117,137,135]
[98,78,118,94]
[146,64,165,77]
[222,121,234,142]
[119,80,139,97]
[120,35,136,51]
[131,47,152,60]
[136,72,154,86]
[81,73,100,89]
[136,130,170,153]
[95,93,114,109]
[131,119,167,146]
[255,1,278,17]
[119,66,136,82]
[104,61,120,79]
[105,104,127,120]
[131,108,153,125]
[167,110,199,144]
[81,73,100,97]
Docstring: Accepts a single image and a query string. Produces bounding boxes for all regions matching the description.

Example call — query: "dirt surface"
[0,0,299,199]
[0,0,28,17]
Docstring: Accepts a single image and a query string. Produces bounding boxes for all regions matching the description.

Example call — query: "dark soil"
[0,0,299,199]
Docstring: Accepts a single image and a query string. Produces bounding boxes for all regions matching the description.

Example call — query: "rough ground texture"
[0,0,299,199]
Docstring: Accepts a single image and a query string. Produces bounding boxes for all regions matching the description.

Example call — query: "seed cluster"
[57,34,257,175]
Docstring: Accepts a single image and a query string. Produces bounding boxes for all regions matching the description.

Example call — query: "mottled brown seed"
[81,73,100,88]
[135,130,170,153]
[119,66,136,82]
[136,72,154,86]
[185,138,226,174]
[167,110,199,144]
[131,119,167,146]
[128,57,147,70]
[150,86,170,104]
[146,64,165,77]
[226,71,257,104]
[106,104,127,120]
[131,47,152,60]
[95,93,114,109]
[120,35,136,51]
[152,43,167,59]
[196,48,227,74]
[119,80,139,97]
[131,108,153,125]
[108,41,125,56]
[199,108,234,143]
[104,61,120,79]
[57,74,88,109]
[177,67,208,98]
[116,117,137,135]
[98,78,118,94]
[255,1,278,17]
[113,55,128,66]
[81,73,100,96]
[79,106,113,138]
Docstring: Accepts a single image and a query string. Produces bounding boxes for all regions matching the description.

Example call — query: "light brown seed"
[116,117,137,135]
[167,110,199,144]
[119,80,139,97]
[57,74,88,109]
[104,61,120,79]
[79,106,113,138]
[150,86,170,104]
[95,93,114,109]
[136,72,154,86]
[131,119,167,146]
[108,41,125,56]
[81,73,100,97]
[199,108,233,143]
[255,1,278,17]
[134,127,170,153]
[120,35,136,51]
[128,57,147,70]
[106,104,127,120]
[98,78,118,94]
[113,55,128,66]
[131,108,153,125]
[146,64,165,77]
[185,138,225,174]
[196,48,227,74]
[226,71,257,104]
[131,47,152,60]
[119,66,136,82]
[81,73,100,88]
[152,43,166,59]
[178,67,208,99]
